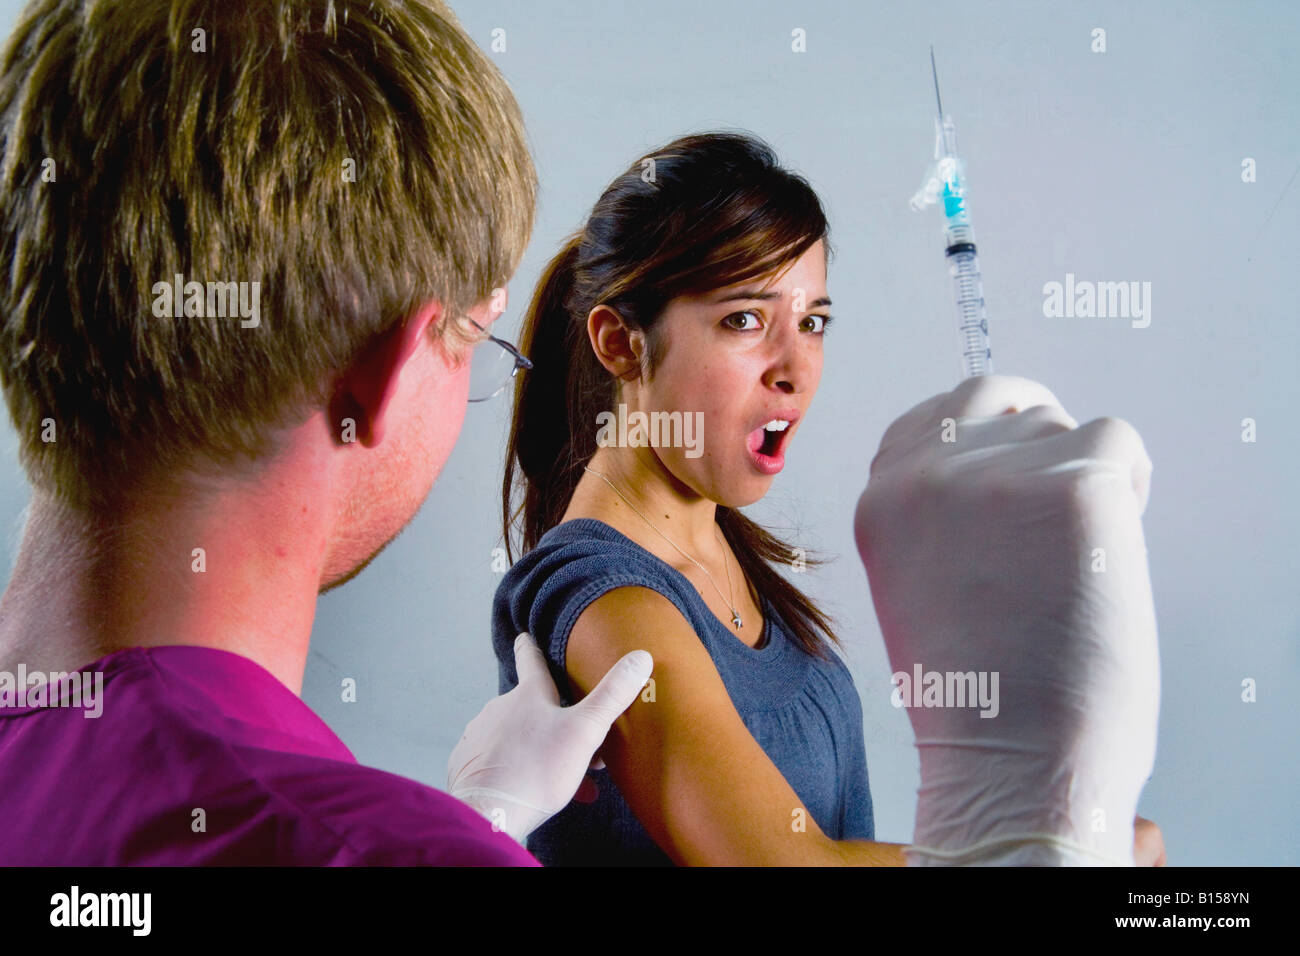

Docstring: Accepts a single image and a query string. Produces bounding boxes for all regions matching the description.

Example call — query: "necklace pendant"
[731,612,743,628]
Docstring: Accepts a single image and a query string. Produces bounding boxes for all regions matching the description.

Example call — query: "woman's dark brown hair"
[501,131,839,659]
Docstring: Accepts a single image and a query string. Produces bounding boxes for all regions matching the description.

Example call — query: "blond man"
[0,0,648,864]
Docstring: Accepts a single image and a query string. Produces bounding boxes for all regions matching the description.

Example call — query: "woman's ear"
[587,305,645,382]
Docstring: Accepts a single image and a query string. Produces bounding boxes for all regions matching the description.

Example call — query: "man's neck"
[0,481,328,697]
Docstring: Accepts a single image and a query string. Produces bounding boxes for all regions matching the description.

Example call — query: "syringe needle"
[929,45,943,119]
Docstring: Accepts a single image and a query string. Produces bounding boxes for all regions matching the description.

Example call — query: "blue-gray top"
[491,518,875,865]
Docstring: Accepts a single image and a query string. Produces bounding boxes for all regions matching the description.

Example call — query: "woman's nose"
[762,337,816,394]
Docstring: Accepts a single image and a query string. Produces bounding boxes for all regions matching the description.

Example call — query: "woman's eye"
[725,310,762,331]
[801,314,830,334]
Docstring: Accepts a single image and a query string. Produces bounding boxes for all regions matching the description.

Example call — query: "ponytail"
[501,234,605,560]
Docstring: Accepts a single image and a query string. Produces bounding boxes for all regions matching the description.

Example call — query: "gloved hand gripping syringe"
[856,50,1164,866]
[910,46,993,378]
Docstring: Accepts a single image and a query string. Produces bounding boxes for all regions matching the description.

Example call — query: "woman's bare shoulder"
[565,586,713,697]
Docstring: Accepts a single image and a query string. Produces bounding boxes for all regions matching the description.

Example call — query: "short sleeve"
[492,532,699,703]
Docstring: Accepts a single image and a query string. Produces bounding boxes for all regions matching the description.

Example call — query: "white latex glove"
[854,375,1160,866]
[447,632,652,846]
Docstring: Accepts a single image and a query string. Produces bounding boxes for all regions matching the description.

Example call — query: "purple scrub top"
[0,645,539,866]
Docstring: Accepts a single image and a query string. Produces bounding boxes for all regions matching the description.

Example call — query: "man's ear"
[587,305,645,382]
[331,301,442,448]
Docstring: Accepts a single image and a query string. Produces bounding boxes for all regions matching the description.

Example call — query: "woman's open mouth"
[746,411,799,475]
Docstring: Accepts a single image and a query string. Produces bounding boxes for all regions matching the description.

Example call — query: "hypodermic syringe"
[909,46,993,378]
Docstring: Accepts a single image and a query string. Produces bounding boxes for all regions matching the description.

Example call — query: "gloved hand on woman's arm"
[447,632,652,846]
[854,375,1161,866]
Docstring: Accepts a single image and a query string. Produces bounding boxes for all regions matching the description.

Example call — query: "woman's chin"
[714,474,776,509]
[664,459,776,509]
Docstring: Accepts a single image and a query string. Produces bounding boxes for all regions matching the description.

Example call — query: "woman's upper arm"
[563,585,843,866]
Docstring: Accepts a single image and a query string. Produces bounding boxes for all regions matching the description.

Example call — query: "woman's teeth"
[763,419,790,432]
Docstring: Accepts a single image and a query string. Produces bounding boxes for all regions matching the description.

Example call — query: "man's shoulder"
[0,720,537,865]
[257,753,539,865]
[0,647,538,866]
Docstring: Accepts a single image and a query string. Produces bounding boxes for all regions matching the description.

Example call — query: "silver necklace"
[582,465,743,629]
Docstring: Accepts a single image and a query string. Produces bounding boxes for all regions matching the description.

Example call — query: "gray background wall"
[0,0,1294,865]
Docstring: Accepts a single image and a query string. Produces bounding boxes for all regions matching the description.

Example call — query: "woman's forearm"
[829,838,909,866]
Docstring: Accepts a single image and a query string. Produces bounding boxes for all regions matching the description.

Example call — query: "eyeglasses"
[466,317,534,402]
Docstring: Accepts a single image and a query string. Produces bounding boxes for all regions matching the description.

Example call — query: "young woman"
[490,132,906,865]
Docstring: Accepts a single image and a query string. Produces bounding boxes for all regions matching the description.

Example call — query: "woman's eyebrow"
[712,290,833,308]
